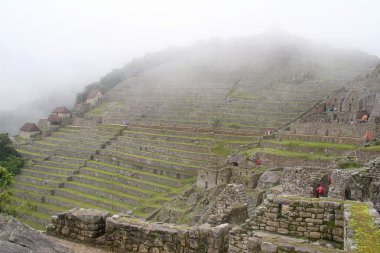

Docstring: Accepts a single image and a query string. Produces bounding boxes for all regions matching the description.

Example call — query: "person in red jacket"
[255,158,261,166]
[316,184,325,198]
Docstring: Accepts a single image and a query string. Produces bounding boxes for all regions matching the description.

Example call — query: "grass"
[264,139,357,151]
[82,167,175,192]
[243,147,334,161]
[56,188,134,209]
[349,202,380,253]
[212,141,237,157]
[338,161,364,169]
[66,181,144,202]
[88,161,185,184]
[107,149,200,170]
[74,173,157,196]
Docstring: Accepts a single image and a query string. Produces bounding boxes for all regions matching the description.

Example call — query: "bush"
[0,155,23,175]
[0,133,23,175]
[0,166,13,214]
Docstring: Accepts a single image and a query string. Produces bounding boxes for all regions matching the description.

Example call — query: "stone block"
[265,226,276,232]
[247,237,261,251]
[261,242,278,253]
[277,228,289,235]
[267,220,279,227]
[305,218,323,225]
[309,232,321,239]
[332,227,343,236]
[299,212,312,218]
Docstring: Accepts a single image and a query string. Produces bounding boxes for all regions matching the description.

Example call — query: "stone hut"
[19,123,40,139]
[86,89,103,106]
[47,114,62,126]
[197,166,231,189]
[52,107,71,118]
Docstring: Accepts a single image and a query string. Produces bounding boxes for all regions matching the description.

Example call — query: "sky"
[0,0,380,112]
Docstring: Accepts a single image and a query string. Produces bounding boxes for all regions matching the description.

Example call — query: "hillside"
[11,32,379,230]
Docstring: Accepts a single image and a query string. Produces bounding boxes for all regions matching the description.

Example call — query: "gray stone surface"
[0,214,72,253]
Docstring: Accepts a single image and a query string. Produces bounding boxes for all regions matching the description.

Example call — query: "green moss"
[338,161,363,169]
[349,202,380,253]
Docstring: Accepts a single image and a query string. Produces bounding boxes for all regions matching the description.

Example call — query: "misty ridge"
[1,31,379,135]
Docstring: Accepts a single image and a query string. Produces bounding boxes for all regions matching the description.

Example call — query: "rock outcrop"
[0,213,72,253]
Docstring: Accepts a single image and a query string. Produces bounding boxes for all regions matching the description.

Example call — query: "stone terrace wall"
[47,208,110,243]
[47,208,231,253]
[228,195,345,252]
[248,195,344,243]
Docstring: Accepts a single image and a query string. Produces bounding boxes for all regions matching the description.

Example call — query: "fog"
[1,0,380,134]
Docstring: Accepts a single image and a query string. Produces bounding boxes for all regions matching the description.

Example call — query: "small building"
[19,123,41,139]
[48,114,62,126]
[86,89,103,105]
[52,107,71,118]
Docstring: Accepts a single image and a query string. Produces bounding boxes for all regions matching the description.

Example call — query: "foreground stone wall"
[228,195,345,252]
[47,208,230,253]
[249,195,344,243]
[47,208,110,243]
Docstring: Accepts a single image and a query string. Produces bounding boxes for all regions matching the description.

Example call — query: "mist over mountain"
[0,31,378,135]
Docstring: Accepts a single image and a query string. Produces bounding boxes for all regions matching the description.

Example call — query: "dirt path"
[47,235,112,253]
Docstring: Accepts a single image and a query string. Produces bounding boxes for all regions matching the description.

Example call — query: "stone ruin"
[45,158,380,252]
[47,208,230,253]
[278,89,380,144]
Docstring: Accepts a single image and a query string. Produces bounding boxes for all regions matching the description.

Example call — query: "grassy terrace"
[347,201,380,253]
[262,140,357,151]
[243,147,334,161]
[109,144,212,166]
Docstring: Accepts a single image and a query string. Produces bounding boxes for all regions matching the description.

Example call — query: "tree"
[0,166,13,214]
[212,117,222,129]
[0,155,23,175]
[0,133,23,175]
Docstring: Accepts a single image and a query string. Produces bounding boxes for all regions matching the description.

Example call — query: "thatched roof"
[87,89,102,99]
[52,107,70,113]
[20,123,40,132]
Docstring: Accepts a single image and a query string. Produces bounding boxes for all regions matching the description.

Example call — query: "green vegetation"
[86,102,112,116]
[212,141,235,156]
[338,161,363,169]
[0,133,23,175]
[244,147,333,161]
[349,202,380,253]
[212,116,222,128]
[0,166,14,214]
[264,139,356,151]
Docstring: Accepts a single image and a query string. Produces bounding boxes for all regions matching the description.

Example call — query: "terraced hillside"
[100,33,378,133]
[12,32,379,229]
[13,123,259,229]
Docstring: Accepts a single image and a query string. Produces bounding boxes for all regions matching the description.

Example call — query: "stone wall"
[47,208,231,253]
[328,157,380,212]
[47,208,110,243]
[228,195,345,253]
[248,195,344,243]
[282,167,332,197]
[98,216,230,253]
[197,184,248,226]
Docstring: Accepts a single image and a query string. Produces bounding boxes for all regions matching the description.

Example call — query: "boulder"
[257,171,280,187]
[0,214,72,253]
